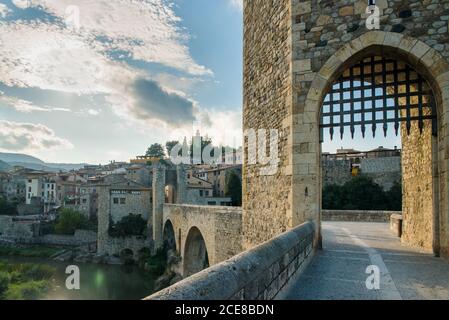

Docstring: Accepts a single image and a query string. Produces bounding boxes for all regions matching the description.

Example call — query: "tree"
[108,214,147,238]
[322,175,402,211]
[225,171,242,206]
[0,197,17,215]
[165,140,179,157]
[54,208,91,235]
[146,143,165,158]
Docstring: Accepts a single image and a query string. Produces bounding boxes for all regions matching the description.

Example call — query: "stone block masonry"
[145,222,315,300]
[243,0,296,250]
[322,210,401,223]
[163,204,242,272]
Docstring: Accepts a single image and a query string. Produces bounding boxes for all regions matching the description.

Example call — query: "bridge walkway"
[283,222,449,300]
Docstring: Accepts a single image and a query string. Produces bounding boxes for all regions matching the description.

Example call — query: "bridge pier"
[152,163,166,251]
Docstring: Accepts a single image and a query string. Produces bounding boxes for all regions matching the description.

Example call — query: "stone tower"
[243,0,449,258]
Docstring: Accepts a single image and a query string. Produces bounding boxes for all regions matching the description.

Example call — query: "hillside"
[0,152,90,172]
[0,152,45,164]
[0,159,11,171]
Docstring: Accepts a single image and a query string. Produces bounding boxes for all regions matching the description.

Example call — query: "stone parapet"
[145,221,315,300]
[322,210,402,223]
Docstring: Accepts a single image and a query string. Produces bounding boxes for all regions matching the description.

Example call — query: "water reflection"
[0,256,156,300]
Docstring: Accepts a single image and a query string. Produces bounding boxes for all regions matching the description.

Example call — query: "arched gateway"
[243,0,449,259]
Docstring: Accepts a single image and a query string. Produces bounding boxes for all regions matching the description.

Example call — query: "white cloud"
[16,0,212,76]
[0,3,12,17]
[167,108,243,148]
[229,0,243,11]
[11,0,31,9]
[0,120,74,152]
[0,21,138,95]
[0,94,71,113]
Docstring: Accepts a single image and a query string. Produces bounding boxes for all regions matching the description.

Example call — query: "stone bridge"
[148,0,449,300]
[161,204,242,277]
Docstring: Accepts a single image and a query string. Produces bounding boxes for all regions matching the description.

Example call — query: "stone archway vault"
[295,31,449,258]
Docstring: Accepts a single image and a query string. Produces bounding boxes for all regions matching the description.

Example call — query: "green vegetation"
[109,214,147,238]
[225,171,242,206]
[0,245,62,258]
[141,248,167,276]
[0,196,18,215]
[0,262,55,300]
[146,143,165,158]
[54,208,96,235]
[322,175,402,211]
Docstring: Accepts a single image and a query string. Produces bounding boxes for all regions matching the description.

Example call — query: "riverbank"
[0,261,56,300]
[0,244,64,258]
[0,254,158,300]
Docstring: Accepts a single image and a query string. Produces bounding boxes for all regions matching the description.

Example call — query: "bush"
[0,245,62,258]
[0,197,17,215]
[0,272,10,298]
[225,171,242,206]
[108,214,147,238]
[54,208,91,235]
[5,280,50,300]
[144,248,167,276]
[322,175,402,211]
[0,263,55,300]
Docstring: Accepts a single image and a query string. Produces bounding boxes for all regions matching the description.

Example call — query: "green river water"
[0,255,157,300]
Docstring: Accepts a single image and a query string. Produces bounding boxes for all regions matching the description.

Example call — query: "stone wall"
[109,189,151,223]
[163,204,242,269]
[401,118,434,250]
[322,209,401,223]
[97,235,150,258]
[0,216,35,239]
[243,0,294,250]
[361,157,401,190]
[322,159,351,186]
[31,230,97,246]
[146,222,315,300]
[97,184,153,257]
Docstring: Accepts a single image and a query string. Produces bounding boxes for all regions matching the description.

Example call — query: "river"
[0,255,157,300]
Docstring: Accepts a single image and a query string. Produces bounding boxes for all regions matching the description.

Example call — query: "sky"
[0,0,399,165]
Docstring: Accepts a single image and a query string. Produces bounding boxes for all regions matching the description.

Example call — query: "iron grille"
[319,56,437,142]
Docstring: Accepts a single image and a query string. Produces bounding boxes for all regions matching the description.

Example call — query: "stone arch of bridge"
[183,226,210,277]
[300,31,449,257]
[163,219,176,251]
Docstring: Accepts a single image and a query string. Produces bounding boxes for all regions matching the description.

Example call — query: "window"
[28,187,31,192]
[199,190,204,197]
[113,198,119,204]
[82,199,87,204]
[120,198,126,204]
[205,190,209,196]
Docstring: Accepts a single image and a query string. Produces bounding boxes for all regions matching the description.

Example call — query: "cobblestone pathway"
[283,222,449,300]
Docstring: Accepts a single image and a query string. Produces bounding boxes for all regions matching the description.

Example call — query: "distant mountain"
[0,152,90,172]
[0,152,45,165]
[0,160,11,172]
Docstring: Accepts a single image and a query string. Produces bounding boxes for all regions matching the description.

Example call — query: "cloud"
[166,108,243,148]
[11,0,212,76]
[229,0,243,11]
[0,94,71,113]
[0,120,74,152]
[0,21,138,95]
[129,79,195,126]
[0,3,12,17]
